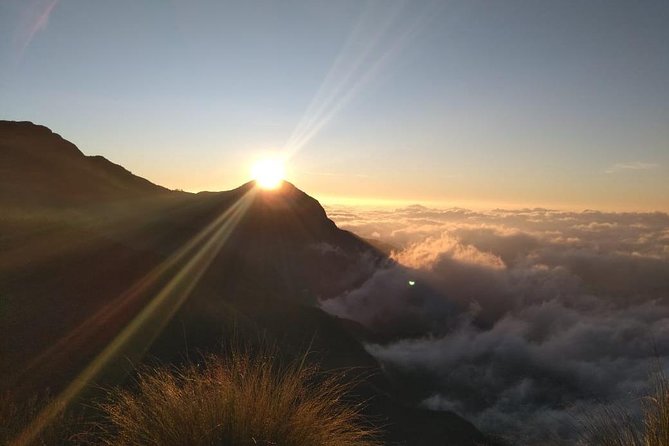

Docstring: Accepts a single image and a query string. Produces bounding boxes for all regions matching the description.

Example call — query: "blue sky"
[1,0,668,210]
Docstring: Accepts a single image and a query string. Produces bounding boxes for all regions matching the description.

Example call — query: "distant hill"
[0,121,497,445]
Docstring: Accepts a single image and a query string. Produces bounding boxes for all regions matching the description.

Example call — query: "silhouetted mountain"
[0,121,497,445]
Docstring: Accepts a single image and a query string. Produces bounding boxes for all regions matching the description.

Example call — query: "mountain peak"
[241,180,339,239]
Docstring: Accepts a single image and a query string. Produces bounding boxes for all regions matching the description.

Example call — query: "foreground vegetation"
[97,350,379,446]
[2,348,379,446]
[576,369,669,446]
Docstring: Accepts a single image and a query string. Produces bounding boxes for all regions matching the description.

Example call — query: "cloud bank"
[322,204,669,443]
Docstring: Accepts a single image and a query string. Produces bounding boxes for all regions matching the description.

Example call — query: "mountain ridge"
[0,120,170,207]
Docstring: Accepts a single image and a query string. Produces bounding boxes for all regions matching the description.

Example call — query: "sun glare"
[251,158,285,189]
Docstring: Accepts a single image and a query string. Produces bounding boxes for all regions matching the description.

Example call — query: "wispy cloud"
[605,161,660,174]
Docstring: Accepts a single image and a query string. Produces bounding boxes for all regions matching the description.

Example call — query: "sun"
[251,157,285,189]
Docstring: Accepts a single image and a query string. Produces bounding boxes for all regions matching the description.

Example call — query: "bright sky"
[1,0,668,211]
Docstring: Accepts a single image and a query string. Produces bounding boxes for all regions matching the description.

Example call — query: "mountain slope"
[0,121,496,445]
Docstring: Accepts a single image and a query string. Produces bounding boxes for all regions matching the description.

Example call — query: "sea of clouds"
[320,204,669,443]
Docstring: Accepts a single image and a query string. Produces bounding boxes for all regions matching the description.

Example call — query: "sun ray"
[282,1,433,159]
[8,196,252,389]
[12,189,256,446]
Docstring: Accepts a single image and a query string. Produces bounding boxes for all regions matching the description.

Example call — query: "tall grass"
[96,348,380,446]
[576,369,669,446]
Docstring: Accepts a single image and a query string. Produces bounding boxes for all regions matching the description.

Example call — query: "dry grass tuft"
[97,348,380,446]
[641,370,669,446]
[576,369,669,446]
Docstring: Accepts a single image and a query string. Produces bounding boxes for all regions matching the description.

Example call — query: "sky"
[1,0,668,211]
